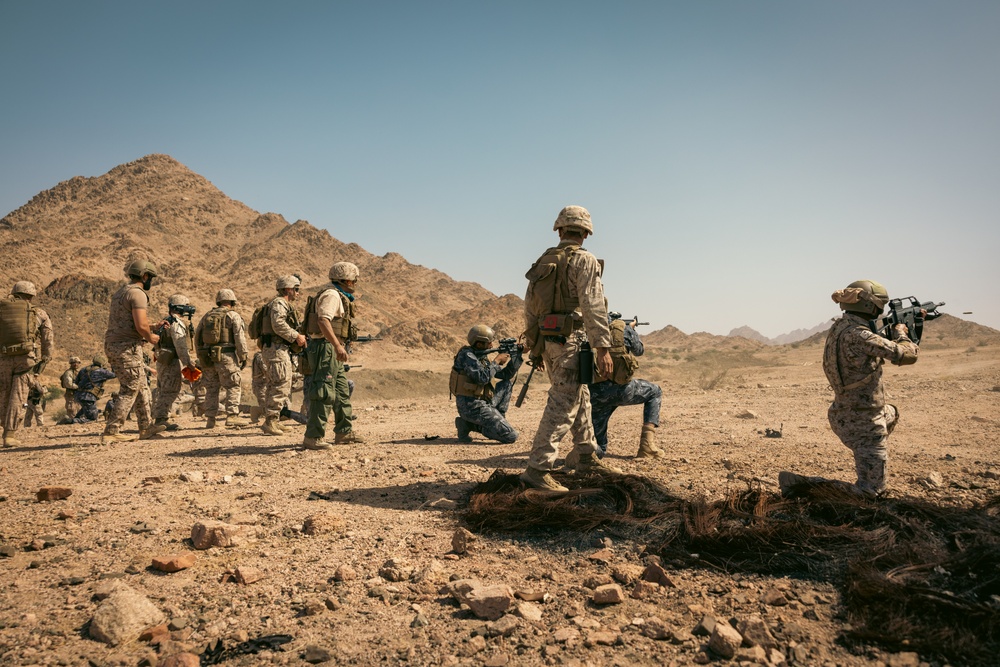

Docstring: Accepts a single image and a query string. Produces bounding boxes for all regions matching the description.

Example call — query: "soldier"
[23,375,46,427]
[260,275,306,436]
[61,356,82,420]
[71,356,115,423]
[302,262,363,450]
[779,280,918,498]
[588,313,665,459]
[451,325,523,444]
[102,260,165,444]
[195,289,249,428]
[1,281,54,447]
[152,294,197,431]
[520,206,619,491]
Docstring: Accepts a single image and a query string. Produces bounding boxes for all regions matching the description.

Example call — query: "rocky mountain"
[0,154,522,361]
[727,321,833,346]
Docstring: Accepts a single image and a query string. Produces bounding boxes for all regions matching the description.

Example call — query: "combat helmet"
[69,356,82,365]
[329,262,360,282]
[553,205,593,235]
[840,279,889,317]
[92,355,107,367]
[276,275,301,291]
[124,259,158,279]
[168,294,190,307]
[467,324,495,346]
[11,281,37,297]
[216,289,237,305]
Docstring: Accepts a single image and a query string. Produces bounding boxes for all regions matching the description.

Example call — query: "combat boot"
[205,417,218,429]
[455,417,473,443]
[574,450,623,476]
[261,418,283,436]
[335,431,365,445]
[519,467,569,493]
[302,437,331,451]
[2,432,19,448]
[100,430,136,445]
[249,405,263,423]
[636,424,665,459]
[225,414,249,428]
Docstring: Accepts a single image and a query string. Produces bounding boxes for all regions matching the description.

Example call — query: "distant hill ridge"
[727,320,833,345]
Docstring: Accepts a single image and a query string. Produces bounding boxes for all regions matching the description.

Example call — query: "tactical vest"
[449,351,494,400]
[199,307,234,348]
[595,319,639,385]
[76,365,106,399]
[61,369,77,390]
[305,287,355,340]
[822,318,879,393]
[157,318,193,363]
[0,296,37,356]
[525,244,582,337]
[261,298,302,341]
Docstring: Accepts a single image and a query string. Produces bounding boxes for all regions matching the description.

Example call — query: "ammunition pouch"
[157,348,177,365]
[538,313,577,337]
[449,369,490,399]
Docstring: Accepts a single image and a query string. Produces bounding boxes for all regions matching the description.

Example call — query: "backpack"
[525,245,580,337]
[0,297,37,356]
[199,308,229,346]
[248,304,269,342]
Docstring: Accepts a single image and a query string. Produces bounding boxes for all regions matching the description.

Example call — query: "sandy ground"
[1,344,998,667]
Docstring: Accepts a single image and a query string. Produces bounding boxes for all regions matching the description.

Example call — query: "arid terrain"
[1,157,998,667]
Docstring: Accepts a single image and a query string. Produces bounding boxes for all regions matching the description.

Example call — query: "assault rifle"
[153,306,196,337]
[875,297,945,346]
[514,360,536,408]
[479,337,522,356]
[609,312,649,327]
[346,334,382,354]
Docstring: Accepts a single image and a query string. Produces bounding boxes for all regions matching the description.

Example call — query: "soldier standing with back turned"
[102,261,165,444]
[195,289,249,428]
[520,206,619,491]
[61,357,82,421]
[152,294,197,431]
[1,281,53,446]
[260,275,306,436]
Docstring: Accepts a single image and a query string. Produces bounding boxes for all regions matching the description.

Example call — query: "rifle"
[346,334,382,354]
[609,312,649,327]
[479,337,522,356]
[875,297,944,346]
[514,361,537,408]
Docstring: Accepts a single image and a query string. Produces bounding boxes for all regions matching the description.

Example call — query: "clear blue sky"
[2,1,997,337]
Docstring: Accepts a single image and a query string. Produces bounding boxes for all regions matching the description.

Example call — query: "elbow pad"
[892,344,918,366]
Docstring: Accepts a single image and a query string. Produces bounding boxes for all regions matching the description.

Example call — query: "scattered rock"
[922,472,944,489]
[736,410,758,419]
[737,615,777,649]
[482,615,519,638]
[641,616,672,640]
[887,652,921,667]
[151,553,196,573]
[89,583,165,645]
[157,654,200,667]
[334,564,357,581]
[36,486,72,501]
[463,584,514,620]
[631,580,659,600]
[553,627,579,643]
[379,557,414,582]
[0,543,17,558]
[451,527,476,554]
[138,623,169,642]
[179,471,204,483]
[761,588,788,606]
[412,559,445,584]
[302,644,332,664]
[588,547,614,563]
[707,621,743,659]
[514,589,548,602]
[513,601,543,622]
[640,562,676,587]
[584,630,619,647]
[190,520,244,549]
[693,614,716,636]
[582,574,614,589]
[592,583,625,605]
[611,564,644,585]
[234,566,264,585]
[302,512,346,535]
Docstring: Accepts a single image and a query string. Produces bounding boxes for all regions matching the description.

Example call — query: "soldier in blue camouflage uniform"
[588,314,665,459]
[780,280,918,498]
[71,357,116,424]
[450,325,523,444]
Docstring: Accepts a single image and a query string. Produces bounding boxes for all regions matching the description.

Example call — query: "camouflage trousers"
[262,344,293,419]
[528,333,599,471]
[252,358,267,410]
[153,360,183,420]
[456,377,518,444]
[23,403,44,427]
[0,355,32,434]
[104,341,152,434]
[203,352,243,418]
[828,403,899,495]
[64,395,81,422]
[72,399,101,423]
[589,378,662,456]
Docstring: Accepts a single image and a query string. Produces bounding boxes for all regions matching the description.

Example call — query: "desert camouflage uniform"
[251,352,267,411]
[153,317,193,421]
[104,284,154,434]
[23,376,46,427]
[191,371,207,417]
[263,296,300,419]
[589,322,662,456]
[61,366,81,420]
[198,309,249,419]
[525,241,612,470]
[1,303,53,436]
[823,312,918,495]
[453,345,523,444]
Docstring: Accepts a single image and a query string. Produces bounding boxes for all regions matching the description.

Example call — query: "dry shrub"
[463,471,1000,663]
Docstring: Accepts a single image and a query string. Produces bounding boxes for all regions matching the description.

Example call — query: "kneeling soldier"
[451,325,523,444]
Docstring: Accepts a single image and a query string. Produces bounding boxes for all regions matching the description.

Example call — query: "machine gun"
[875,297,945,346]
[609,312,649,327]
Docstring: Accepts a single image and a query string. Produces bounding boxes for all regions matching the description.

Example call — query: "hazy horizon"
[2,2,997,337]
